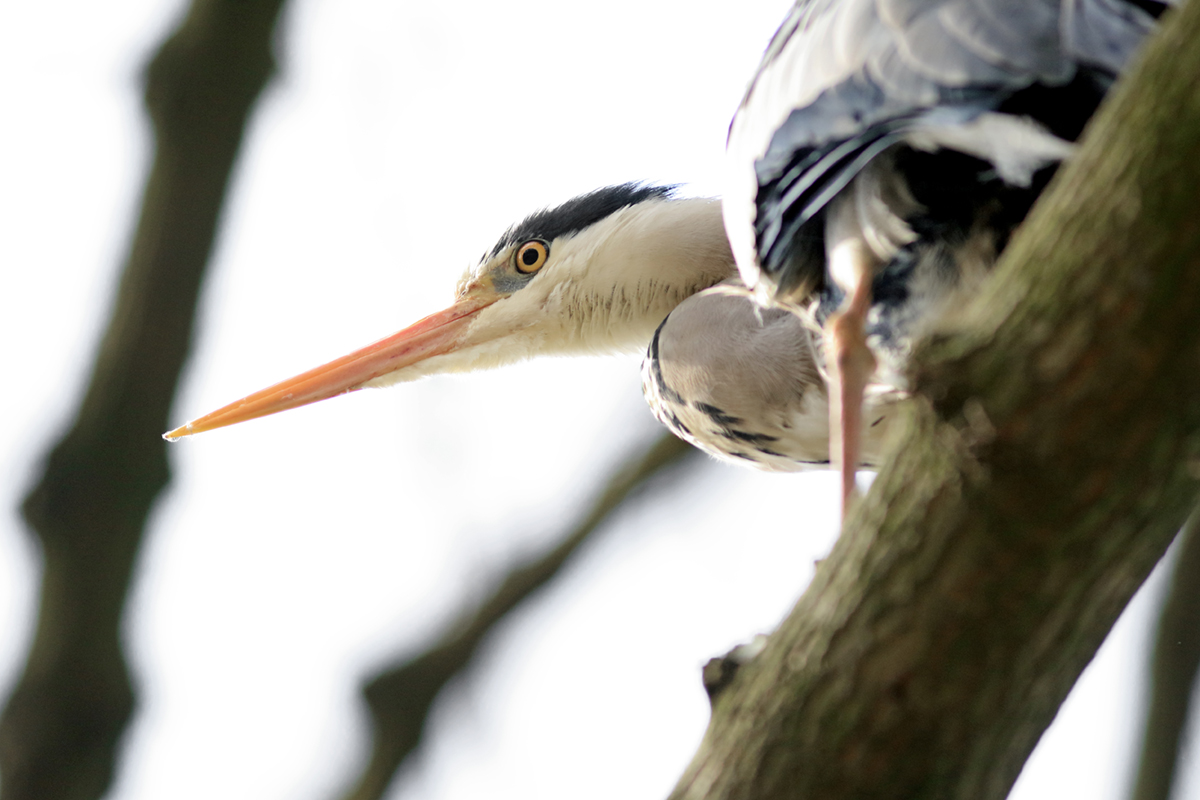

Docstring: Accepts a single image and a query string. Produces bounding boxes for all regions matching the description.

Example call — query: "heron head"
[163,184,734,440]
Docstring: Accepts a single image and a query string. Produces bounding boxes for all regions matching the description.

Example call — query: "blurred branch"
[673,5,1200,799]
[337,430,699,800]
[1130,507,1200,800]
[0,2,287,799]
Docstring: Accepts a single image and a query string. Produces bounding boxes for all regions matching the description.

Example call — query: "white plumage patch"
[904,111,1076,186]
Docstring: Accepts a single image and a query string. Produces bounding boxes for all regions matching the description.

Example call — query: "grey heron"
[165,0,1165,499]
[722,0,1167,505]
[164,183,895,471]
[163,186,848,465]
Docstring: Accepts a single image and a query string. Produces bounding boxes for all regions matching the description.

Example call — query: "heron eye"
[514,240,549,274]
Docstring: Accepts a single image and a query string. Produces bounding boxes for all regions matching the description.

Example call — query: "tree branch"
[671,4,1200,799]
[0,3,287,798]
[337,430,699,800]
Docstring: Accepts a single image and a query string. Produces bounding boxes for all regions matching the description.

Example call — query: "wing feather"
[724,0,1158,296]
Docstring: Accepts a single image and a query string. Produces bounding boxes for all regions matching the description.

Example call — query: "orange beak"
[163,293,497,441]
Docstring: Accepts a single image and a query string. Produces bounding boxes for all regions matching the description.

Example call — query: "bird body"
[643,282,897,471]
[725,0,1161,302]
[722,0,1166,501]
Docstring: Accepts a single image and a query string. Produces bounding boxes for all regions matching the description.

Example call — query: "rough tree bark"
[0,3,287,799]
[671,4,1200,800]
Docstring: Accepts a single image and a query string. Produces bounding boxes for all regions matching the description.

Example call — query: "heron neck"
[551,196,738,352]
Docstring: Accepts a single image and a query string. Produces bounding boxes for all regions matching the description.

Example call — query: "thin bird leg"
[826,239,877,516]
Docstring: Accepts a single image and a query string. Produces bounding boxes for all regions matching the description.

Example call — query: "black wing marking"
[742,0,1161,293]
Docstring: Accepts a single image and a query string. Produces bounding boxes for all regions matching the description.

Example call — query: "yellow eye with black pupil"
[514,240,548,274]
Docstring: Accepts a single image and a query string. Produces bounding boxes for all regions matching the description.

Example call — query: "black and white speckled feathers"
[642,283,899,471]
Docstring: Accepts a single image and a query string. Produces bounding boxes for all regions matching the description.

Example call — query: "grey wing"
[723,0,1163,297]
[642,284,898,470]
[1063,0,1162,74]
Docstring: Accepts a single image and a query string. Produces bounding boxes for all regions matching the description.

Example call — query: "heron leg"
[826,240,877,517]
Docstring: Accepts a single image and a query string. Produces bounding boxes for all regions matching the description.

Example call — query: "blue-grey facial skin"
[483,239,548,296]
[490,255,541,294]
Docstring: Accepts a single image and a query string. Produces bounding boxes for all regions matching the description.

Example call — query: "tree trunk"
[672,4,1200,799]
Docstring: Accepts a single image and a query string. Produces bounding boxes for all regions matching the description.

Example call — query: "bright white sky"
[1,2,1196,799]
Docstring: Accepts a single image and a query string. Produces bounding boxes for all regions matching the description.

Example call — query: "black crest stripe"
[486,183,676,260]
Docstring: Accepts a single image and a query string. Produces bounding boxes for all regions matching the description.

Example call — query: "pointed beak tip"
[156,293,496,443]
[162,424,192,442]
